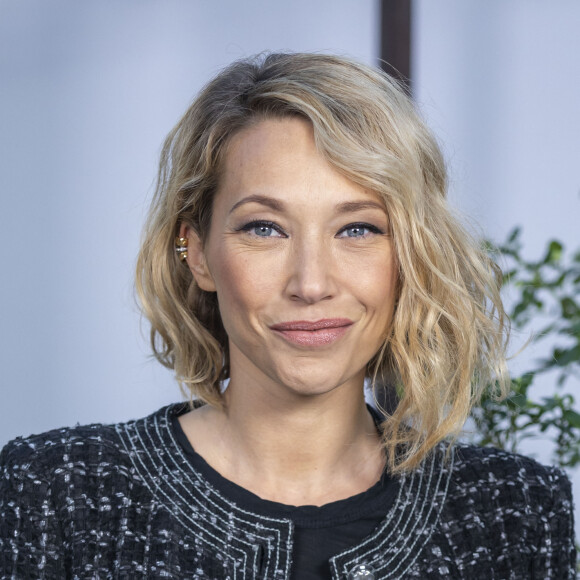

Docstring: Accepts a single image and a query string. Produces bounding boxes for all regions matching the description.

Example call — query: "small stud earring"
[175,237,188,261]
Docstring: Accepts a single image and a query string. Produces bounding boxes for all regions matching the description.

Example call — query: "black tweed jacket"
[0,403,576,579]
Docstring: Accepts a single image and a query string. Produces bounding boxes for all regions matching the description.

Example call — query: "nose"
[284,236,337,303]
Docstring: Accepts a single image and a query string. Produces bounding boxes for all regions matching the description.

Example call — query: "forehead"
[216,117,386,212]
[220,117,317,185]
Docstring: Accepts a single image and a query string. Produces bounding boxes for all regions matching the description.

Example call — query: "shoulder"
[444,443,574,546]
[2,418,125,483]
[449,443,573,503]
[0,405,189,576]
[427,444,577,576]
[0,403,183,487]
[2,421,118,467]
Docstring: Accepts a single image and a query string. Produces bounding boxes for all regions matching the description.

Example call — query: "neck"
[181,375,385,506]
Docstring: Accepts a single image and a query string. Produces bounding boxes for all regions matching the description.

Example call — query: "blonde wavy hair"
[136,52,509,473]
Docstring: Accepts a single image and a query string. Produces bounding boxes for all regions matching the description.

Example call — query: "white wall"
[0,0,379,442]
[414,0,580,254]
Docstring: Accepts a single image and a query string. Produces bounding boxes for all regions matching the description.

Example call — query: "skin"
[179,117,398,506]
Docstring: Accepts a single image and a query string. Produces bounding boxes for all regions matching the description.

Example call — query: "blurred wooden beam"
[380,0,412,93]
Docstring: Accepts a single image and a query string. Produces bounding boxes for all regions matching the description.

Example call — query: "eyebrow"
[229,195,285,214]
[334,200,386,214]
[229,195,386,215]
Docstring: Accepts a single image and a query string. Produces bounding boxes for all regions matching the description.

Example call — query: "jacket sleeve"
[0,439,67,579]
[532,465,577,579]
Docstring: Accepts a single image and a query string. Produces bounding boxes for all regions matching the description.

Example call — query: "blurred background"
[1,0,579,529]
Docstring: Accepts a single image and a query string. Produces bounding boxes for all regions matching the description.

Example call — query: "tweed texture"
[0,403,576,579]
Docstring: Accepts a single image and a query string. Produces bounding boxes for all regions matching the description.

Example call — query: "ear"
[178,223,216,292]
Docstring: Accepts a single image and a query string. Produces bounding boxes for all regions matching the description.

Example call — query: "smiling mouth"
[270,318,353,347]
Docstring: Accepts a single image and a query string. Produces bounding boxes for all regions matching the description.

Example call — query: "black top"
[0,403,576,579]
[171,413,398,579]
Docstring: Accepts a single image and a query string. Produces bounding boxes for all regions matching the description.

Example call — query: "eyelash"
[237,220,385,239]
[237,220,286,237]
[337,222,385,238]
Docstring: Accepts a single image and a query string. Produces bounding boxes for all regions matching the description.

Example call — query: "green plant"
[472,228,580,468]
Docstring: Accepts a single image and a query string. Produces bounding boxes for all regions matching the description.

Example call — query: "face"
[184,117,397,401]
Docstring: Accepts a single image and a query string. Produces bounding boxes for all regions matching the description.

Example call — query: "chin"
[273,369,360,399]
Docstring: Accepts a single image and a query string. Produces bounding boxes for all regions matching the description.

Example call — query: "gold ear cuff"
[175,237,188,261]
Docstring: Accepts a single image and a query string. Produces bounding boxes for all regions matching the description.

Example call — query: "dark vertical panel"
[380,0,412,92]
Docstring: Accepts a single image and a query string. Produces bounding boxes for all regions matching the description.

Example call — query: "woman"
[0,53,575,579]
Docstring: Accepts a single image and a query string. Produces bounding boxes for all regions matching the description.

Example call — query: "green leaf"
[543,240,563,264]
[508,393,528,408]
[562,410,580,428]
[541,396,558,411]
[560,297,579,320]
[502,269,518,284]
[554,345,580,366]
[563,321,580,338]
[512,373,535,390]
[508,227,521,244]
[535,322,558,337]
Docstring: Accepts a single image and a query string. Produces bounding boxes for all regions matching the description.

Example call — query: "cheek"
[378,260,398,308]
[345,251,397,309]
[209,251,279,322]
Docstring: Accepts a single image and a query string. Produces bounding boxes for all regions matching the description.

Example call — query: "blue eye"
[338,223,383,238]
[239,221,285,238]
[254,225,275,237]
[344,226,367,238]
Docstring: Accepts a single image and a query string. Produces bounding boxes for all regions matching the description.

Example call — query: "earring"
[175,237,188,261]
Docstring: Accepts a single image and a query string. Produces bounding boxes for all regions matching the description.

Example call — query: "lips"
[270,318,353,347]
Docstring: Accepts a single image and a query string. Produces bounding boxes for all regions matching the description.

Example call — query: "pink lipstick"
[270,318,353,347]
